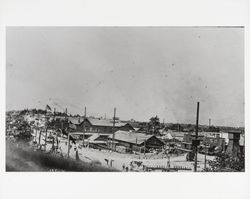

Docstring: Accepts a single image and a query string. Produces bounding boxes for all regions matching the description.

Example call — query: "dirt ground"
[33,133,215,172]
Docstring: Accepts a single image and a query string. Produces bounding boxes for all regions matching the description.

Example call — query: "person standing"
[110,159,114,167]
[75,148,80,161]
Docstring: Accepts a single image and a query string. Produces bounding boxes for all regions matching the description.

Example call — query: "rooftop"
[109,130,155,145]
[87,118,127,127]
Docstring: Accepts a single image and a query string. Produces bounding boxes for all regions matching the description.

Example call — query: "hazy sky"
[6,27,244,127]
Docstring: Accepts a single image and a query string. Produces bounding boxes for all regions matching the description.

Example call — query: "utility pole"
[144,139,146,155]
[35,128,37,143]
[38,128,42,149]
[209,118,211,128]
[194,102,200,172]
[44,126,48,151]
[204,143,207,170]
[83,106,86,147]
[65,108,68,120]
[44,113,48,151]
[111,107,116,151]
[67,132,70,159]
[53,108,56,121]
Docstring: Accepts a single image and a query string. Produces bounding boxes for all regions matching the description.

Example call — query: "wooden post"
[65,108,67,120]
[35,128,37,143]
[144,139,146,155]
[194,102,200,172]
[38,129,42,149]
[52,136,55,151]
[112,107,116,151]
[204,143,207,170]
[44,115,49,151]
[83,106,86,147]
[67,132,70,159]
[56,133,59,149]
[44,127,47,151]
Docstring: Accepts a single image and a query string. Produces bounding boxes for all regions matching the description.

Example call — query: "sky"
[6,27,244,127]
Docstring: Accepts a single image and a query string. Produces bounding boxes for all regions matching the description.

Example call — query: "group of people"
[122,160,144,172]
[122,163,129,172]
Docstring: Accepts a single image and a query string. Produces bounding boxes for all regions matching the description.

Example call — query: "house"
[202,134,226,151]
[68,116,84,131]
[50,116,135,135]
[161,132,173,140]
[79,117,134,134]
[108,130,165,153]
[180,132,226,153]
[133,127,141,132]
[159,127,168,135]
[181,133,204,151]
[168,130,185,142]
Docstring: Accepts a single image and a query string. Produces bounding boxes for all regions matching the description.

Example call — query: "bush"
[205,152,244,172]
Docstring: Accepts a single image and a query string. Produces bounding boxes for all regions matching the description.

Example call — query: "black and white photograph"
[5,27,244,172]
[1,1,249,199]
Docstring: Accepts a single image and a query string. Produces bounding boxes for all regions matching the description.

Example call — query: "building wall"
[202,136,225,149]
[118,124,134,131]
[145,136,165,149]
[183,134,203,143]
[110,136,164,152]
[226,133,241,157]
[79,120,120,134]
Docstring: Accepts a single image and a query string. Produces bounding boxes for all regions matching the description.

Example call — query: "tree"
[208,126,220,132]
[15,121,32,142]
[148,116,161,135]
[204,152,244,172]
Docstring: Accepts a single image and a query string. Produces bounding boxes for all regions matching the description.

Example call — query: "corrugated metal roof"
[109,130,154,145]
[87,118,127,127]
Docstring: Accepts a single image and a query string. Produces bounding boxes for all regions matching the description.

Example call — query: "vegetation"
[205,152,244,172]
[15,121,32,142]
[148,116,161,135]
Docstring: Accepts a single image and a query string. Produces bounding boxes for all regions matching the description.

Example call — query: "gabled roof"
[162,133,173,140]
[159,127,168,134]
[109,130,160,145]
